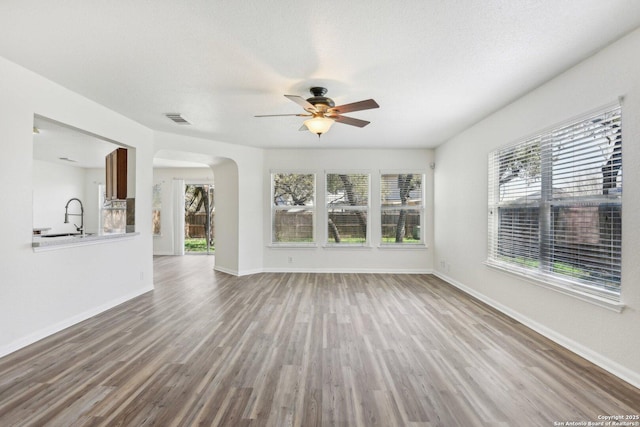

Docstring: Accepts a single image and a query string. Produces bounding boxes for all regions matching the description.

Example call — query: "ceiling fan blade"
[285,95,317,112]
[329,99,379,114]
[254,113,311,117]
[298,123,309,131]
[333,115,370,128]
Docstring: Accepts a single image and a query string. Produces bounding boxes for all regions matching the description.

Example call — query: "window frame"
[487,103,623,309]
[270,171,316,246]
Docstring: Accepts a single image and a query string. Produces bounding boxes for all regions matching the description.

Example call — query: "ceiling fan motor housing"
[306,87,335,110]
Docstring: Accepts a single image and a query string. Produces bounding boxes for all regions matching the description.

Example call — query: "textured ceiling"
[2,1,640,149]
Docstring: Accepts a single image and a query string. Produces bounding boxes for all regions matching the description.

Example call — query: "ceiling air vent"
[165,113,191,125]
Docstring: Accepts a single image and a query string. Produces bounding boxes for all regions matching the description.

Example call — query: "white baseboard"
[433,271,640,390]
[238,268,266,276]
[0,285,154,359]
[215,266,265,276]
[262,267,433,274]
[214,265,239,276]
[216,266,434,276]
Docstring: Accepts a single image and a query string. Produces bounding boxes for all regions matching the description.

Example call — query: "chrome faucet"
[64,198,84,234]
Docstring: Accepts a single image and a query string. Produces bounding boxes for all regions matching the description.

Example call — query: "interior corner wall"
[262,148,434,273]
[433,28,640,387]
[0,56,154,357]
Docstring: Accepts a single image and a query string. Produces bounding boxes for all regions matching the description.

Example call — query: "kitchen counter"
[32,232,139,251]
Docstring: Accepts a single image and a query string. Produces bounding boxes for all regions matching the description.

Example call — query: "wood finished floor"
[1,256,639,426]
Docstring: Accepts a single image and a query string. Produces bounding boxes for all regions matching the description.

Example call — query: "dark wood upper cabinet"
[105,148,127,200]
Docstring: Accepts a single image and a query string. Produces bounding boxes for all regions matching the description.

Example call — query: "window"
[326,173,369,245]
[99,185,127,234]
[488,104,622,300]
[380,173,424,244]
[152,183,162,235]
[272,173,315,244]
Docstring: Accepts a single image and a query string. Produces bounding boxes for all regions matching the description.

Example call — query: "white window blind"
[326,173,369,245]
[272,173,315,244]
[380,173,424,244]
[488,105,622,300]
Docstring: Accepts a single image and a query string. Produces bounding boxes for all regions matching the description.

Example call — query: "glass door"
[184,184,214,254]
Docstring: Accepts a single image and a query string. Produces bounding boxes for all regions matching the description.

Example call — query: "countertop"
[32,232,139,251]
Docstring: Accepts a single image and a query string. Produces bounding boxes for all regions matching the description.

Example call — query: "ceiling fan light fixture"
[256,87,378,138]
[304,116,334,137]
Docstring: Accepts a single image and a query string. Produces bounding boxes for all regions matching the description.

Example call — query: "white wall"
[32,163,104,236]
[32,160,86,234]
[83,168,105,235]
[434,28,640,387]
[152,167,214,255]
[0,56,154,357]
[263,148,434,273]
[212,160,240,274]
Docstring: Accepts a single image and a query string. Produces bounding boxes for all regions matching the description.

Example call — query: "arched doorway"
[152,150,239,273]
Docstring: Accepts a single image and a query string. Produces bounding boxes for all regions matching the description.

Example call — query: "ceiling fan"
[255,87,379,137]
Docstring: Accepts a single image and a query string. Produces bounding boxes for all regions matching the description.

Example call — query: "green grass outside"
[185,238,214,252]
[381,236,421,243]
[500,255,618,285]
[274,237,314,243]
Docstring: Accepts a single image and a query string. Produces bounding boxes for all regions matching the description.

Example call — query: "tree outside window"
[381,174,424,244]
[272,173,315,244]
[488,105,622,299]
[326,173,369,244]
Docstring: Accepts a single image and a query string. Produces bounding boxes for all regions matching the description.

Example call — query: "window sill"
[379,243,428,250]
[268,243,318,249]
[323,244,372,250]
[485,260,624,313]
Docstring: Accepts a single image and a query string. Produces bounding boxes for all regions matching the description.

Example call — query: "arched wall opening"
[153,149,239,275]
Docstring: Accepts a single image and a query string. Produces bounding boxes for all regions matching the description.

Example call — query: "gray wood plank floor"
[0,256,638,426]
